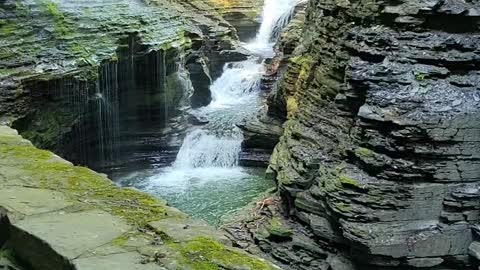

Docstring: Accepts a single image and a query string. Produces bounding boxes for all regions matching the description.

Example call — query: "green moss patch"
[265,217,292,240]
[111,234,130,247]
[333,202,352,213]
[169,237,276,270]
[354,147,375,158]
[0,20,16,36]
[0,137,172,227]
[338,174,361,189]
[40,0,74,38]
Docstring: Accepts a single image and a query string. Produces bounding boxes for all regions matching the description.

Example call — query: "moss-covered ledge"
[0,125,279,270]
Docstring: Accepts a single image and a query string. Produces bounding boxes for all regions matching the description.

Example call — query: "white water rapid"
[116,0,304,224]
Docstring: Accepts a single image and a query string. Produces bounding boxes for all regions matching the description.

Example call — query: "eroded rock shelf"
[0,125,278,270]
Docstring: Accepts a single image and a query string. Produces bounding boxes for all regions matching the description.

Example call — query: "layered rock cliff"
[264,0,480,269]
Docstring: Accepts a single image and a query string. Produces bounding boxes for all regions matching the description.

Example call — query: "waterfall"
[115,0,302,224]
[174,129,242,168]
[245,0,305,57]
[255,0,302,45]
[50,77,89,164]
[154,0,301,177]
[72,80,89,164]
[209,61,263,108]
[95,62,120,164]
[156,50,169,128]
[176,57,195,110]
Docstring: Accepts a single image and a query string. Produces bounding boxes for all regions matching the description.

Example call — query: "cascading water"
[171,60,264,170]
[245,0,304,57]
[115,0,303,224]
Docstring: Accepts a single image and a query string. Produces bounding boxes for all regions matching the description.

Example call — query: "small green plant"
[0,20,16,36]
[355,147,375,158]
[338,174,361,188]
[415,73,426,81]
[41,1,74,38]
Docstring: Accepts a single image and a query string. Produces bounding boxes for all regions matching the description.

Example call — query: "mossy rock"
[354,147,375,158]
[338,174,361,189]
[169,236,278,270]
[0,129,176,227]
[265,217,293,240]
[0,126,279,269]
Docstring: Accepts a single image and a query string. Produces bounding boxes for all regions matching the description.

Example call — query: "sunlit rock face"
[265,0,480,269]
[178,0,264,41]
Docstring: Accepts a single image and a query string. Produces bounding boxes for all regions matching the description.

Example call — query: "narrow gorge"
[1,0,479,270]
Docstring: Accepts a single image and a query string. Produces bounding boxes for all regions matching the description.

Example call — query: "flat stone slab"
[0,187,72,216]
[14,209,130,259]
[74,252,164,270]
[148,218,230,244]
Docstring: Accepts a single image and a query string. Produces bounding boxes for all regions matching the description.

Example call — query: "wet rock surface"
[175,0,264,42]
[222,194,345,270]
[239,111,284,167]
[260,0,480,269]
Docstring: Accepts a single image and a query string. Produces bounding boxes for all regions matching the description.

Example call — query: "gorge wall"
[264,0,480,269]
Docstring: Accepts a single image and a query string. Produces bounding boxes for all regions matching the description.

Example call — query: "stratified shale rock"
[266,0,480,269]
[239,111,284,167]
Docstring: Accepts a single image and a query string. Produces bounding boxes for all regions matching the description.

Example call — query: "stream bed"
[113,167,272,225]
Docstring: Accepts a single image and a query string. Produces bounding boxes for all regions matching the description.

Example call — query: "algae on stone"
[265,217,293,240]
[169,236,277,270]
